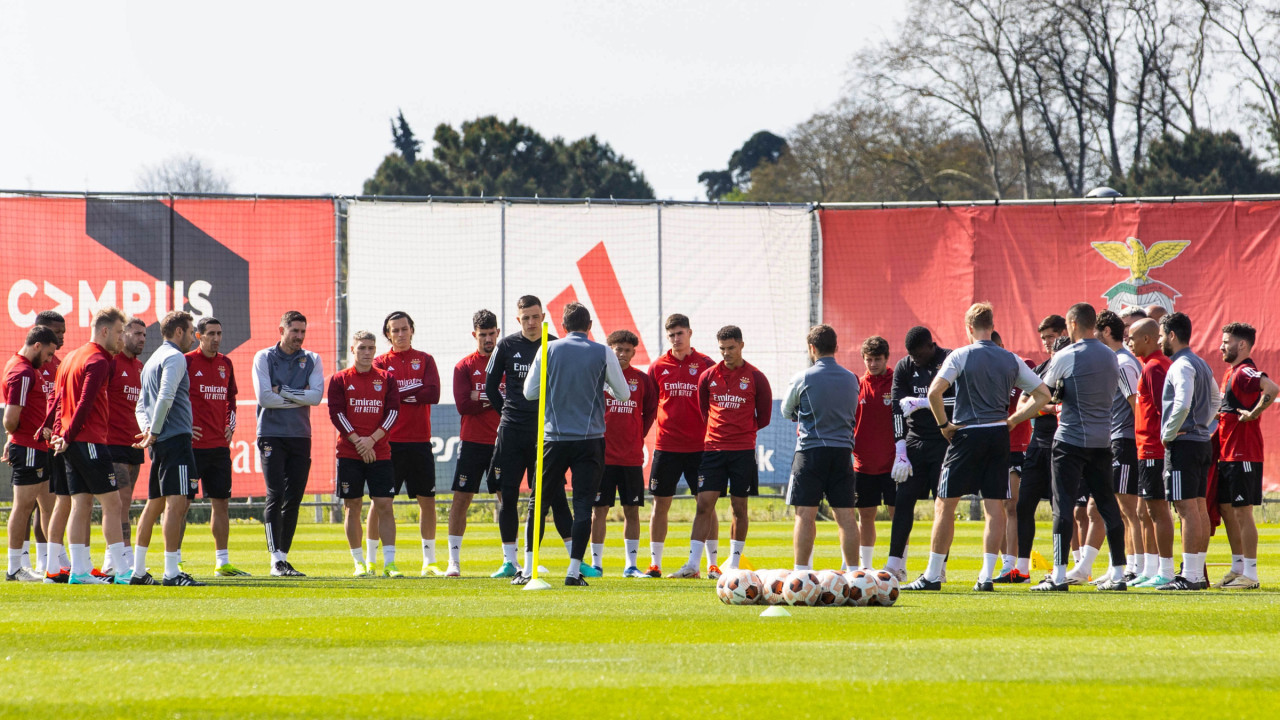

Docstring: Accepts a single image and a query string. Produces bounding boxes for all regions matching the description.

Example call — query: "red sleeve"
[1239,366,1265,395]
[413,355,440,405]
[225,358,238,428]
[641,373,659,435]
[381,372,401,432]
[753,369,772,430]
[454,362,487,415]
[697,369,712,422]
[42,390,60,432]
[3,373,21,405]
[327,374,351,437]
[65,356,108,442]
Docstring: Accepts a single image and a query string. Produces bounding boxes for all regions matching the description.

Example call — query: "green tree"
[699,131,788,199]
[391,110,421,164]
[1115,129,1280,196]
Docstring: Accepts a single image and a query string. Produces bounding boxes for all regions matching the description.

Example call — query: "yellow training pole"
[528,321,550,586]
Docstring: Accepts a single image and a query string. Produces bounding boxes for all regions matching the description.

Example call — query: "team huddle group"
[2,293,1272,591]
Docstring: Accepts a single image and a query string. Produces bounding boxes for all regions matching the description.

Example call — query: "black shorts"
[64,441,118,496]
[390,441,436,498]
[1111,438,1138,495]
[854,471,895,508]
[1165,439,1211,501]
[595,465,645,507]
[897,439,945,503]
[1216,461,1263,508]
[7,445,48,487]
[787,447,855,508]
[1138,458,1166,500]
[107,444,145,466]
[337,458,395,499]
[147,434,197,499]
[492,425,537,493]
[697,449,758,498]
[1021,444,1053,501]
[1009,451,1026,476]
[649,450,702,497]
[451,441,496,494]
[1051,441,1113,513]
[938,426,1011,500]
[47,450,69,496]
[193,447,233,499]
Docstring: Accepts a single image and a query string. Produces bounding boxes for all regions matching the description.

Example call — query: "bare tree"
[135,154,231,193]
[1202,0,1280,157]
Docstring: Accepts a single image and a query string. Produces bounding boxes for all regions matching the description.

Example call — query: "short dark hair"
[990,330,1003,346]
[1120,307,1147,321]
[806,324,837,355]
[861,335,889,358]
[25,326,57,347]
[1096,310,1125,343]
[516,295,542,311]
[904,326,933,353]
[124,316,146,331]
[1052,336,1071,352]
[664,314,691,331]
[1066,303,1097,328]
[196,316,222,334]
[280,310,307,328]
[1038,315,1067,333]
[562,302,591,332]
[1162,312,1192,344]
[382,310,415,338]
[1223,322,1256,346]
[93,307,127,330]
[34,310,64,327]
[160,311,193,338]
[607,329,639,347]
[473,309,498,330]
[715,325,743,343]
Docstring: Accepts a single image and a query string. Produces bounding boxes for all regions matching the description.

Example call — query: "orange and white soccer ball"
[869,569,899,607]
[718,569,763,605]
[845,569,878,607]
[814,570,850,606]
[783,570,821,606]
[760,569,790,605]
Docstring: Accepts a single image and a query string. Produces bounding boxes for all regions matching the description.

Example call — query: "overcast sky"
[0,1,906,200]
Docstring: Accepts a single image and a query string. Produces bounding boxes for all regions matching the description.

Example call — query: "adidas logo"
[120,371,128,377]
[514,352,522,358]
[1237,495,1245,502]
[710,381,717,387]
[662,369,670,375]
[194,371,203,377]
[473,370,482,376]
[347,385,355,390]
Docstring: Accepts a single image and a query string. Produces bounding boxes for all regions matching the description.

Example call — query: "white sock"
[1052,563,1067,584]
[1244,557,1258,581]
[1231,554,1244,573]
[886,555,904,572]
[271,550,286,563]
[525,550,534,573]
[1071,548,1081,565]
[101,545,113,572]
[1142,553,1158,577]
[858,546,874,570]
[163,551,180,579]
[123,547,134,572]
[591,543,603,568]
[422,539,436,565]
[924,552,947,582]
[215,549,229,567]
[1195,552,1208,581]
[365,539,378,566]
[687,540,705,569]
[1182,552,1199,581]
[6,548,21,574]
[350,547,363,564]
[1016,557,1029,574]
[19,541,31,570]
[35,542,47,571]
[1159,556,1174,578]
[58,546,70,568]
[134,545,148,574]
[107,542,125,574]
[502,543,518,566]
[48,542,66,571]
[1110,565,1127,583]
[624,539,639,568]
[69,544,90,576]
[705,539,719,567]
[563,538,573,555]
[794,563,812,571]
[383,544,396,566]
[447,535,463,566]
[1078,545,1099,576]
[1000,553,1015,574]
[724,539,745,569]
[650,542,664,568]
[1126,553,1137,572]
[978,553,998,583]
[567,558,582,578]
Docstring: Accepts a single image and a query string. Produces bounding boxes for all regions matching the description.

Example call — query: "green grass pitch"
[3,519,1280,719]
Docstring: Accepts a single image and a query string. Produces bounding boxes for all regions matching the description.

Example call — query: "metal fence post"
[656,203,663,352]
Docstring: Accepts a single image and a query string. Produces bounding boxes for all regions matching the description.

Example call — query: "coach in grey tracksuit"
[523,303,629,583]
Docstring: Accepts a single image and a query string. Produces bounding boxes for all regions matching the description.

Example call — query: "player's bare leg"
[365,502,381,571]
[344,497,370,576]
[373,495,398,576]
[1000,472,1021,576]
[108,462,138,573]
[44,495,71,575]
[445,490,474,575]
[670,491,718,577]
[722,495,748,570]
[417,495,440,574]
[6,485,39,580]
[648,495,672,575]
[857,507,879,569]
[1116,493,1142,579]
[834,506,860,573]
[792,505,818,569]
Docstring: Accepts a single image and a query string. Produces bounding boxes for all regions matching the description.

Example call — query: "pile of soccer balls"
[716,568,899,607]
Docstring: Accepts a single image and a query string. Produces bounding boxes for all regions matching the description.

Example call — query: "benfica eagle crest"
[1091,237,1190,313]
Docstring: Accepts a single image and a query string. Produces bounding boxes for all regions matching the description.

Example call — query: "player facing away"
[645,314,717,577]
[853,336,895,570]
[102,316,146,577]
[446,310,502,577]
[1155,312,1220,591]
[45,307,129,585]
[591,330,657,578]
[883,327,953,582]
[1215,322,1276,589]
[1031,303,1130,592]
[186,316,247,576]
[4,327,59,581]
[328,331,401,578]
[989,330,1035,581]
[669,326,772,579]
[486,296,571,578]
[903,304,1049,592]
[371,311,442,576]
[520,303,631,586]
[1095,311,1144,583]
[782,325,861,572]
[1126,318,1177,586]
[132,311,202,586]
[252,310,324,577]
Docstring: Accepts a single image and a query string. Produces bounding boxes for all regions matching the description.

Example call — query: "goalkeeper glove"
[890,440,912,484]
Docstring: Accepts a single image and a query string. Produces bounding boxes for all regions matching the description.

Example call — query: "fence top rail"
[815,193,1280,209]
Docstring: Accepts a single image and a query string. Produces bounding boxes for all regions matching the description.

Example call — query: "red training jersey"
[4,353,49,451]
[51,342,113,445]
[373,348,440,443]
[1219,358,1267,462]
[854,370,895,474]
[105,353,143,447]
[648,348,715,453]
[453,351,502,445]
[698,360,772,452]
[327,366,400,461]
[186,350,238,450]
[1135,350,1172,460]
[1008,358,1036,453]
[605,366,658,466]
[42,353,59,418]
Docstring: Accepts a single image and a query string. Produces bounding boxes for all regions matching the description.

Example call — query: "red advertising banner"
[821,201,1280,490]
[1,197,335,497]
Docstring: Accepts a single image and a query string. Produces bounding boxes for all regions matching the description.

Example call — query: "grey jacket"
[523,332,629,441]
[252,344,324,438]
[1162,347,1220,443]
[782,356,859,451]
[135,340,192,441]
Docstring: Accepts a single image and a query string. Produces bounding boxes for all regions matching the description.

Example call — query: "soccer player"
[34,310,68,578]
[990,330,1035,581]
[1031,303,1129,592]
[645,314,717,577]
[186,316,247,576]
[1095,310,1144,583]
[4,327,59,581]
[371,311,442,576]
[252,310,324,577]
[903,304,1048,591]
[1145,305,1168,323]
[45,307,129,585]
[884,327,953,582]
[853,336,894,571]
[669,326,771,578]
[486,296,571,579]
[131,311,202,586]
[592,329,658,577]
[783,325,860,572]
[522,303,630,586]
[102,316,145,576]
[1155,312,1219,591]
[1215,322,1276,589]
[1010,332,1070,583]
[328,331,401,578]
[446,310,501,577]
[1126,318,1176,586]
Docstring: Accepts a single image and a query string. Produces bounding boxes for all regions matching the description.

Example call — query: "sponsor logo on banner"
[1091,237,1190,313]
[547,242,651,365]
